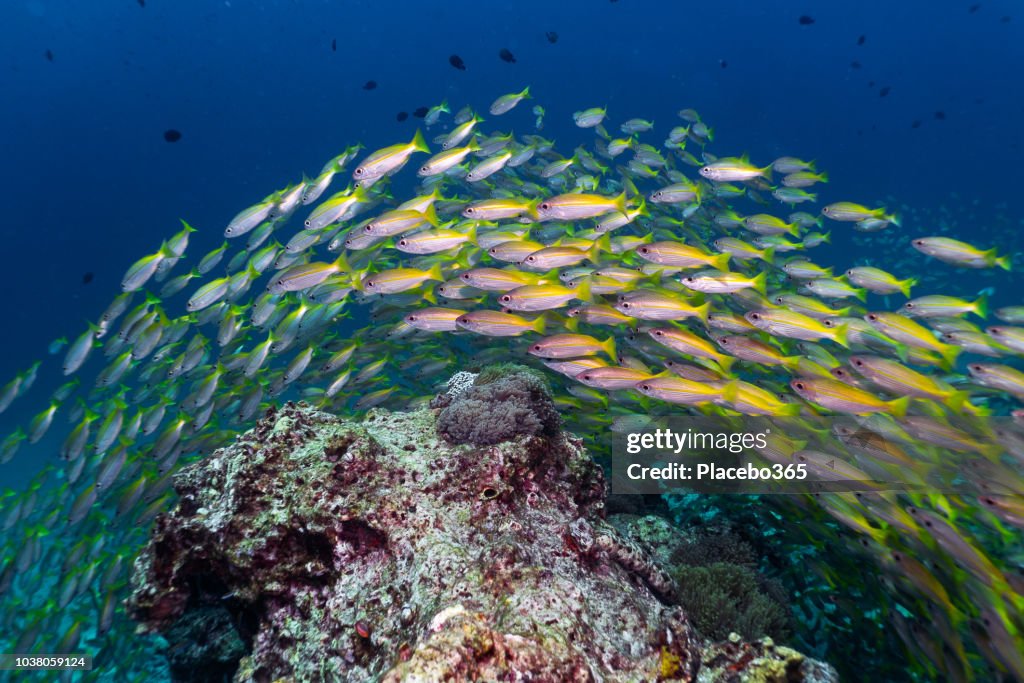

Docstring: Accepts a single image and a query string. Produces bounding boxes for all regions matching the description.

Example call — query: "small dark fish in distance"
[869,80,876,87]
[935,111,946,120]
[396,111,408,122]
[545,31,558,44]
[857,34,866,45]
[137,0,145,6]
[879,86,891,97]
[82,272,94,285]
[969,3,981,13]
[331,39,337,52]
[163,129,182,142]
[1000,15,1011,22]
[449,54,466,71]
[413,107,429,119]
[499,48,516,63]
[850,61,862,69]
[911,120,922,129]
[45,49,54,62]
[799,15,815,25]
[363,80,377,90]
[719,59,728,68]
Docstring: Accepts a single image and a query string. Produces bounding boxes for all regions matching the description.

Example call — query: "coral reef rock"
[129,375,836,682]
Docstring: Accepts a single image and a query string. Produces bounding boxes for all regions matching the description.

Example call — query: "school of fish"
[0,88,1022,681]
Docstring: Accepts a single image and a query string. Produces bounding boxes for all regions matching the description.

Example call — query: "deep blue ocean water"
[1,1,1022,680]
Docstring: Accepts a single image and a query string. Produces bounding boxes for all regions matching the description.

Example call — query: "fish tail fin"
[945,390,969,414]
[422,203,440,227]
[589,234,612,263]
[760,165,773,181]
[464,223,478,245]
[779,402,803,417]
[695,301,711,326]
[900,278,917,298]
[331,252,352,273]
[818,171,829,183]
[532,314,548,335]
[832,324,850,349]
[751,271,768,297]
[761,246,776,265]
[452,248,474,271]
[887,211,902,227]
[427,262,444,282]
[613,190,629,216]
[179,219,197,233]
[574,277,593,302]
[602,336,618,361]
[721,380,739,405]
[525,198,542,220]
[712,252,731,271]
[520,86,531,99]
[466,137,481,152]
[410,129,430,154]
[716,356,737,374]
[889,395,910,418]
[995,253,1012,271]
[854,287,867,303]
[787,222,801,238]
[421,288,438,305]
[622,175,641,199]
[974,294,989,319]
[563,315,580,333]
[940,343,961,371]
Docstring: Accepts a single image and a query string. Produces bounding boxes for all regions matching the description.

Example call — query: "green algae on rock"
[128,376,836,682]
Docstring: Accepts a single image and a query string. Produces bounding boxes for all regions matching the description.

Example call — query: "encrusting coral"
[128,368,836,682]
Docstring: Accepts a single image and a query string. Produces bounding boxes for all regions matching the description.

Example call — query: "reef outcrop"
[128,368,837,682]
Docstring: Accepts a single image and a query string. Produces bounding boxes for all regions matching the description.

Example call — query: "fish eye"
[720,337,729,344]
[621,302,631,309]
[303,220,311,228]
[500,295,511,303]
[654,330,663,336]
[354,168,364,176]
[364,225,374,232]
[539,203,550,210]
[465,208,475,214]
[420,166,429,173]
[366,281,375,288]
[853,358,864,367]
[638,247,649,254]
[905,303,914,308]
[640,384,650,391]
[398,240,407,246]
[526,256,535,262]
[774,297,784,304]
[460,273,471,281]
[794,382,805,390]
[531,344,542,351]
[581,374,592,380]
[867,314,877,321]
[750,313,761,320]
